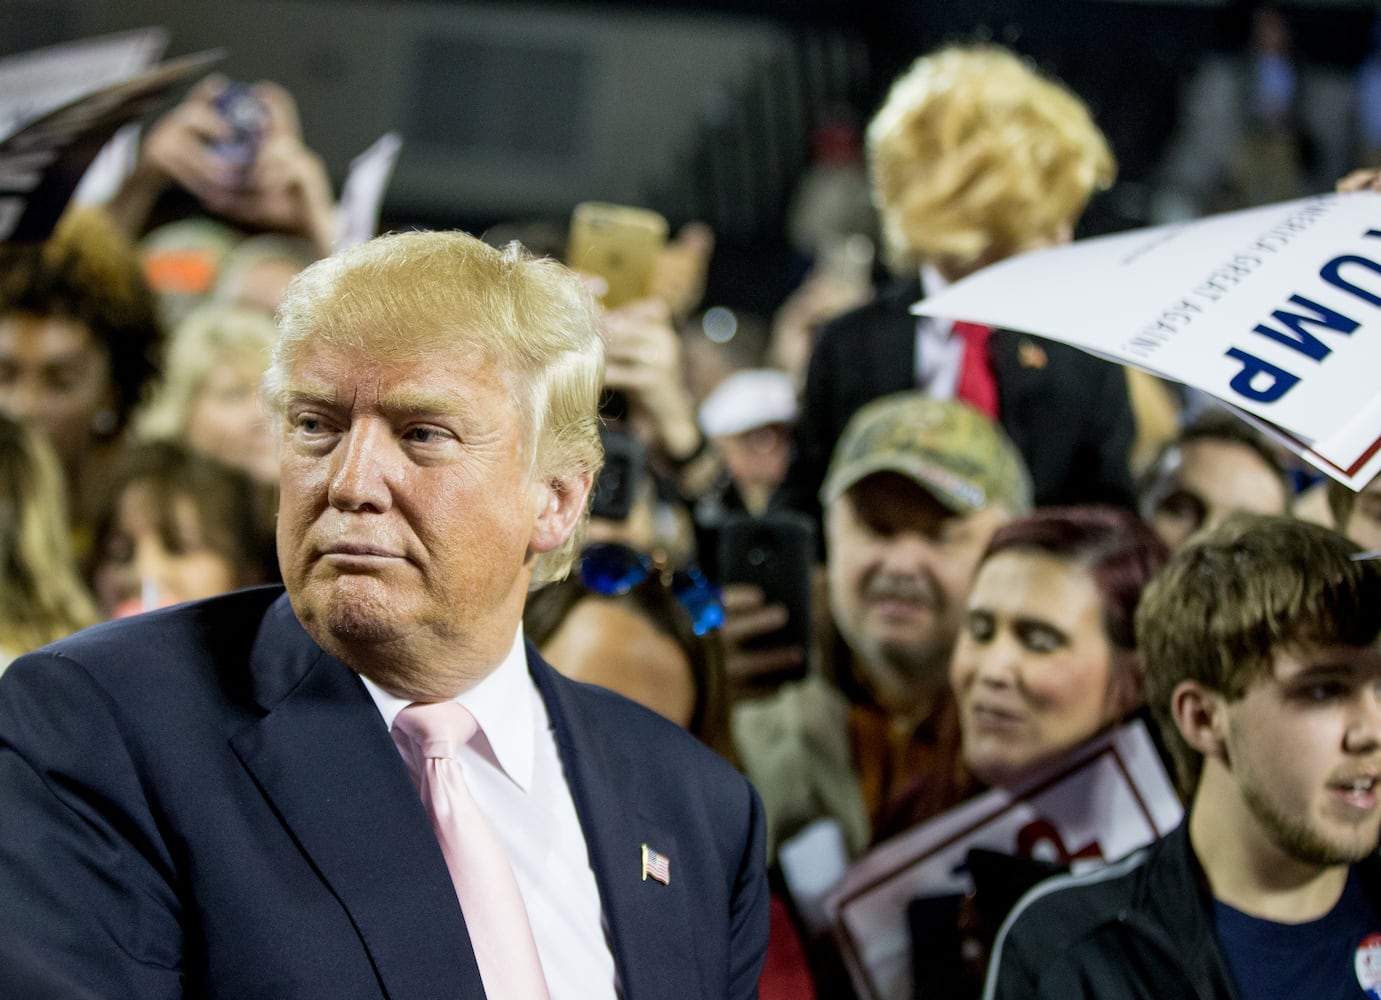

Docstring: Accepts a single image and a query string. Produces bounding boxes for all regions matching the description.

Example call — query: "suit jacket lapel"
[530,647,701,1000]
[230,596,484,999]
[883,278,925,396]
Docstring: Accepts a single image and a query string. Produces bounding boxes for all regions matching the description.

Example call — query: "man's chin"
[853,634,949,686]
[297,581,407,648]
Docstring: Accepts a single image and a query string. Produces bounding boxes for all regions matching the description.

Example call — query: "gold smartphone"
[567,202,669,308]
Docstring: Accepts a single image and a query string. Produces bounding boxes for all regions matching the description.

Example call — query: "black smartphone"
[716,510,814,653]
[590,428,645,522]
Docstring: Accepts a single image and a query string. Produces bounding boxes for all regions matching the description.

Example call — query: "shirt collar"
[360,625,537,793]
[910,263,955,316]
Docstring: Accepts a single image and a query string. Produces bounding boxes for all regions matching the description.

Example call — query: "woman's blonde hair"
[136,303,278,441]
[264,230,605,584]
[867,45,1116,273]
[0,414,99,661]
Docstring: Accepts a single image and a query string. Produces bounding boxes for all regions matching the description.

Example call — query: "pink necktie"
[393,702,550,1000]
[952,320,1000,419]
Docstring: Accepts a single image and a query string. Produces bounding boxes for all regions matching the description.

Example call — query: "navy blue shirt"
[1214,868,1381,999]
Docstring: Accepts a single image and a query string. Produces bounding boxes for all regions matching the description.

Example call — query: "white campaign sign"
[914,193,1381,488]
[825,720,1182,1000]
[333,132,402,253]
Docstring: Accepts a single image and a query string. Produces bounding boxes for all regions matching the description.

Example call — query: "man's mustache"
[861,573,939,608]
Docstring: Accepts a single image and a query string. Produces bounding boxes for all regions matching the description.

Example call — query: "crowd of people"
[1,17,1380,1000]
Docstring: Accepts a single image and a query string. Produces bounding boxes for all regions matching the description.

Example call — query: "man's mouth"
[1330,774,1380,811]
[327,542,397,557]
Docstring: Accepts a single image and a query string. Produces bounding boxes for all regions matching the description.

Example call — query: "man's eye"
[405,427,447,444]
[1299,682,1347,703]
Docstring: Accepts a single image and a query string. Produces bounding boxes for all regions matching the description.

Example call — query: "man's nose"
[1344,687,1381,755]
[877,531,936,573]
[328,421,396,513]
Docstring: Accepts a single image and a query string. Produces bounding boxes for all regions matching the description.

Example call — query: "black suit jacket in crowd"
[773,278,1138,525]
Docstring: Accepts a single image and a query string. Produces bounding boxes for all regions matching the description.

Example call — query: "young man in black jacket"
[983,514,1381,1000]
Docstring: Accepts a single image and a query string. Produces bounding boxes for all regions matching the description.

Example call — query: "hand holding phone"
[210,82,267,178]
[717,511,815,686]
[567,202,668,308]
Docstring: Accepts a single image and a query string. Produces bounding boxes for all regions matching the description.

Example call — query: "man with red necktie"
[775,45,1138,529]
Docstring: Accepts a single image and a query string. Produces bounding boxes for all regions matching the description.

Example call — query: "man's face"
[276,337,548,696]
[1218,642,1381,867]
[1148,439,1287,551]
[825,472,1008,714]
[0,312,115,468]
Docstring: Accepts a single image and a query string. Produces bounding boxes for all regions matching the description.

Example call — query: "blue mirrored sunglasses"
[577,542,725,636]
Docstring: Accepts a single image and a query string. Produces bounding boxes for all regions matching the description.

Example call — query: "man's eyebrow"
[283,385,475,419]
[377,387,473,417]
[1287,663,1354,679]
[283,387,346,410]
[1280,660,1376,685]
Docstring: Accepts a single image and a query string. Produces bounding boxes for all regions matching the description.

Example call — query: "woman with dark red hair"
[950,506,1170,790]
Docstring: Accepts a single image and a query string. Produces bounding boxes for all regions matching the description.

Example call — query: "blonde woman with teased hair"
[137,302,279,485]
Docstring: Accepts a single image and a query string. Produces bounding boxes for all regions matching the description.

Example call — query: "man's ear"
[528,470,594,555]
[1171,680,1229,762]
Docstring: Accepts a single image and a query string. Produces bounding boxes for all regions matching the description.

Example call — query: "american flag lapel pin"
[641,843,670,885]
[1017,338,1048,369]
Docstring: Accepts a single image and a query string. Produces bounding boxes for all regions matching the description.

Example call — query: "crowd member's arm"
[601,297,721,497]
[106,76,336,257]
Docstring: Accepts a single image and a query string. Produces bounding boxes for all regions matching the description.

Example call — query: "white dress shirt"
[910,264,965,399]
[363,628,619,1000]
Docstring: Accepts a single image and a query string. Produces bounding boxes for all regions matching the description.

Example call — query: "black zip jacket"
[980,822,1381,1000]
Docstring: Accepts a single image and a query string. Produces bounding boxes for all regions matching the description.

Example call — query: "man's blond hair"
[867,44,1115,273]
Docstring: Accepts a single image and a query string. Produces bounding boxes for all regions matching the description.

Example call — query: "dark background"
[3,0,1377,316]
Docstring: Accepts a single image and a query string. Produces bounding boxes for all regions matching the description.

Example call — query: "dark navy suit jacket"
[0,587,768,999]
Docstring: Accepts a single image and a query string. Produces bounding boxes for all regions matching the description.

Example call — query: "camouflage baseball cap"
[821,393,1033,514]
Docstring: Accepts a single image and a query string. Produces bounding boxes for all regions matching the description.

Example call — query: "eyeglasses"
[577,542,724,636]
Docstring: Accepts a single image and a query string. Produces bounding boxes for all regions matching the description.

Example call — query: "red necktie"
[393,702,550,1000]
[952,321,999,419]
